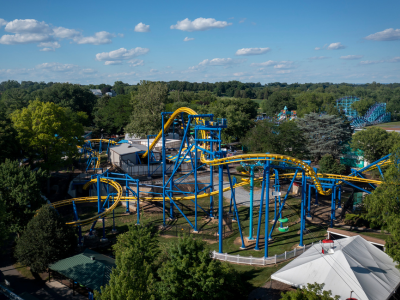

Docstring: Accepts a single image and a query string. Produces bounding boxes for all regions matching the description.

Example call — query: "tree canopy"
[280,282,339,300]
[125,81,168,137]
[318,154,346,174]
[297,113,352,161]
[242,120,307,158]
[0,112,21,163]
[0,159,47,235]
[261,90,296,117]
[350,126,400,163]
[11,100,84,172]
[15,205,76,273]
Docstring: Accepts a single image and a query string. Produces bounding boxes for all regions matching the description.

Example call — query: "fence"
[211,242,316,266]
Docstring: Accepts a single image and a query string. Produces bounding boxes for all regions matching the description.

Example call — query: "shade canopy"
[272,236,400,300]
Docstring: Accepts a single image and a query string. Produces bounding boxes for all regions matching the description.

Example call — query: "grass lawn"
[14,262,34,280]
[333,227,391,241]
[369,121,400,128]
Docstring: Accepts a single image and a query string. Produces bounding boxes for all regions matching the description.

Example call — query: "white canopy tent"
[272,236,400,300]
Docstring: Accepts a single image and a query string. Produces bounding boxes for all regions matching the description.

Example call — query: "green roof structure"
[49,249,115,292]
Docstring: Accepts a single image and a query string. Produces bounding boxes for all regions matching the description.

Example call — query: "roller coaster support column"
[97,175,102,214]
[136,181,140,225]
[230,177,237,220]
[112,195,117,234]
[337,185,342,209]
[255,161,268,251]
[125,176,130,213]
[209,135,214,218]
[162,113,166,227]
[300,170,306,247]
[330,184,335,228]
[249,166,255,240]
[265,161,270,258]
[194,128,198,232]
[218,152,224,254]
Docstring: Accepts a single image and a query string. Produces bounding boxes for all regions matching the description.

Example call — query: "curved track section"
[51,177,123,226]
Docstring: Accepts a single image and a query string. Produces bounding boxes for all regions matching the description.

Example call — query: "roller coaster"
[51,107,388,258]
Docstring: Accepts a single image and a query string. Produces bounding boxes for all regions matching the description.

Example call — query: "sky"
[0,0,399,85]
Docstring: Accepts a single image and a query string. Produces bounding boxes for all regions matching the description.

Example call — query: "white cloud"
[134,22,150,33]
[389,57,400,63]
[309,56,330,60]
[128,59,144,67]
[340,55,363,60]
[239,18,246,23]
[315,47,321,50]
[81,68,97,74]
[326,42,346,50]
[36,62,78,72]
[0,19,7,27]
[184,37,194,42]
[38,41,61,51]
[53,27,81,39]
[365,28,400,41]
[235,47,270,56]
[233,72,245,76]
[198,58,245,66]
[170,18,232,32]
[118,33,124,37]
[74,31,115,45]
[274,61,294,69]
[104,61,123,65]
[96,47,150,61]
[5,19,51,33]
[250,60,278,67]
[0,33,51,44]
[276,70,292,74]
[360,60,385,65]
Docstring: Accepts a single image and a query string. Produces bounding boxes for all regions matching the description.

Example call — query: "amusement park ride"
[51,107,388,259]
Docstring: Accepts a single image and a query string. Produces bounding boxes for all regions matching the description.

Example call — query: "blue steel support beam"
[264,161,270,258]
[307,183,312,218]
[162,113,166,227]
[194,127,198,232]
[300,170,306,247]
[248,166,255,240]
[97,175,101,214]
[137,181,140,225]
[218,160,224,253]
[255,162,267,251]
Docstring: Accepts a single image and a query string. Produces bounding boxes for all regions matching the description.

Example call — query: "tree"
[318,154,346,174]
[209,98,258,143]
[15,205,76,273]
[261,90,296,116]
[101,85,112,95]
[350,127,400,163]
[158,235,247,300]
[280,282,339,300]
[0,112,21,163]
[351,98,375,116]
[242,120,307,158]
[96,225,158,299]
[363,143,400,265]
[11,100,84,173]
[30,83,97,116]
[0,159,47,235]
[125,81,168,137]
[93,94,133,134]
[297,113,352,161]
[0,198,9,247]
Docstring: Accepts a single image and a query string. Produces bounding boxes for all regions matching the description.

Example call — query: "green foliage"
[0,112,21,163]
[1,88,30,115]
[30,83,97,116]
[363,143,400,264]
[351,98,375,116]
[0,198,8,247]
[158,235,247,300]
[318,154,346,174]
[0,159,47,234]
[350,127,400,163]
[96,225,159,300]
[93,94,133,134]
[280,283,339,300]
[242,120,307,158]
[261,90,296,116]
[125,81,168,137]
[344,214,371,227]
[209,98,258,143]
[297,113,352,161]
[11,100,84,172]
[295,93,335,117]
[15,205,76,273]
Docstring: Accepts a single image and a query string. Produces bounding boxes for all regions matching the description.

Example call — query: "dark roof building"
[49,249,115,292]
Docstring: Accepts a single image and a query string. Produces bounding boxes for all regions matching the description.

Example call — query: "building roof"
[272,236,400,300]
[109,143,148,156]
[328,228,386,246]
[49,249,115,292]
[90,89,102,96]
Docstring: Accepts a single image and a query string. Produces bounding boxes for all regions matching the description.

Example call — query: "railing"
[0,284,25,300]
[211,242,316,266]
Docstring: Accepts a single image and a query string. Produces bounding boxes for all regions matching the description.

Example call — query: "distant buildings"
[90,89,117,97]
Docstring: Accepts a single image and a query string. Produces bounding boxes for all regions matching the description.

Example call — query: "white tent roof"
[272,236,400,300]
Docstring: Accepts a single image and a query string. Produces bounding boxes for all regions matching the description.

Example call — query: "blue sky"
[0,0,399,84]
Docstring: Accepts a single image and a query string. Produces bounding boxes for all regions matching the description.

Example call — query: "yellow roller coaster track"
[57,108,386,226]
